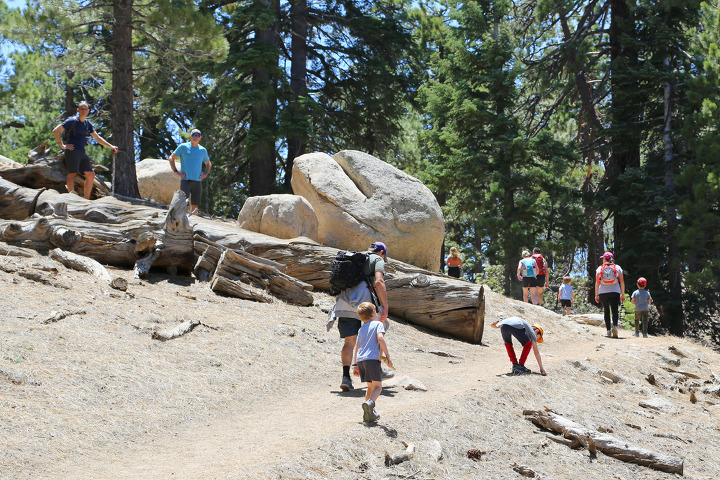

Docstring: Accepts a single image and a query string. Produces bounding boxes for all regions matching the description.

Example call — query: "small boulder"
[291,150,444,271]
[136,158,180,205]
[237,194,319,241]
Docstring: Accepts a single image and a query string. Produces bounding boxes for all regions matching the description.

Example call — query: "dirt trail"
[45,320,682,480]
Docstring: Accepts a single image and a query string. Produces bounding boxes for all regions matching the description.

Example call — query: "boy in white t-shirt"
[353,302,393,423]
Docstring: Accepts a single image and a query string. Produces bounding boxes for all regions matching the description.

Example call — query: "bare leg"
[66,173,77,194]
[189,205,199,215]
[83,170,95,199]
[341,335,356,368]
[367,380,382,403]
[522,286,528,303]
[536,286,544,305]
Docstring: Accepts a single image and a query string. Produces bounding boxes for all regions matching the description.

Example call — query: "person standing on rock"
[327,241,389,392]
[594,251,625,338]
[52,101,119,199]
[169,128,211,215]
[517,250,538,304]
[491,313,546,376]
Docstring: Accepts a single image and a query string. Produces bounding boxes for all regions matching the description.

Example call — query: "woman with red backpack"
[594,252,626,338]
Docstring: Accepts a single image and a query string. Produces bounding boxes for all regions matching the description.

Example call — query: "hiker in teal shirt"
[169,128,211,215]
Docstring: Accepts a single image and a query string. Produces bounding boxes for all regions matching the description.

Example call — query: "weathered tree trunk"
[0,143,110,198]
[524,409,683,474]
[284,0,309,190]
[49,247,111,282]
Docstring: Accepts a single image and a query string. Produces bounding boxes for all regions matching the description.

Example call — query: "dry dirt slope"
[1,249,719,480]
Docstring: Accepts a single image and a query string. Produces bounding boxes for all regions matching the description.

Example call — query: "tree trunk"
[284,0,309,190]
[249,0,280,196]
[662,70,683,335]
[111,0,140,198]
[524,410,683,474]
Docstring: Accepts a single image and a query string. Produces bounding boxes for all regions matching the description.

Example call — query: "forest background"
[1,0,720,346]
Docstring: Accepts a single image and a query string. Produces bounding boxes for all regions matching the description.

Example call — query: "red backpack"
[532,254,546,275]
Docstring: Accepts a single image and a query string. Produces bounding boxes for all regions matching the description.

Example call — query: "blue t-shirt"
[356,320,386,362]
[559,283,573,300]
[173,142,210,181]
[61,116,94,151]
[631,289,652,311]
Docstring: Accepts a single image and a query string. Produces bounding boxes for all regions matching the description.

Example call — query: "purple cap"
[601,251,614,260]
[370,241,387,256]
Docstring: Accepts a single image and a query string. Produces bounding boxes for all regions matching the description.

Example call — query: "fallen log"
[524,409,683,474]
[210,246,314,306]
[49,247,111,282]
[42,309,87,325]
[0,142,110,198]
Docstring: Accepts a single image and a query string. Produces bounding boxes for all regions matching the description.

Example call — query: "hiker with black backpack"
[52,101,118,199]
[326,241,389,392]
[594,251,626,338]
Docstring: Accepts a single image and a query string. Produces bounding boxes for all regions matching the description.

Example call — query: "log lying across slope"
[524,409,684,474]
[0,178,485,343]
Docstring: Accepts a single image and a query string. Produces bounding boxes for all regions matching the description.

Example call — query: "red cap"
[637,277,647,287]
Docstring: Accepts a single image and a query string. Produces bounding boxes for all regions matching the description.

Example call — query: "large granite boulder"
[237,194,319,241]
[0,154,23,170]
[136,158,180,205]
[291,150,444,271]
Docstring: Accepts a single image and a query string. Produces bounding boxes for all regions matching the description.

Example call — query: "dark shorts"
[534,275,546,287]
[560,299,572,307]
[64,149,93,174]
[500,324,531,346]
[447,266,461,278]
[358,359,382,383]
[181,179,202,206]
[522,277,535,287]
[338,317,361,338]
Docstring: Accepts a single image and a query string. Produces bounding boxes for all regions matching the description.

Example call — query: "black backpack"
[329,251,369,294]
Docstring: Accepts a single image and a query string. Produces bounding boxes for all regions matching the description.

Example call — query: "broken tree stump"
[524,409,683,474]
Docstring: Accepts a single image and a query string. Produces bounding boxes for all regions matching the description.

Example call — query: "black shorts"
[447,266,461,278]
[560,299,572,307]
[358,359,382,383]
[180,179,202,206]
[522,277,535,287]
[338,317,361,338]
[64,149,93,174]
[500,324,531,346]
[534,275,546,287]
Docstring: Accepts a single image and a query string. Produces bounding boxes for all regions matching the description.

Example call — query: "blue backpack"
[521,258,536,277]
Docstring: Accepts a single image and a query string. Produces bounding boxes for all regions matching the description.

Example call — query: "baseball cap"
[370,241,387,256]
[601,252,614,260]
[190,128,202,136]
[637,277,647,286]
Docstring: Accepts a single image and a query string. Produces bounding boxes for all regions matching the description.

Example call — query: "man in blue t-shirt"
[52,101,118,199]
[168,128,212,215]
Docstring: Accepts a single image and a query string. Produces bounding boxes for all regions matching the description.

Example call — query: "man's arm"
[90,132,118,153]
[374,271,388,322]
[52,124,73,150]
[168,153,186,178]
[200,160,212,180]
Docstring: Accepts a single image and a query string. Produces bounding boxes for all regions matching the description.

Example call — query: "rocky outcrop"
[0,154,23,170]
[136,158,180,205]
[237,194,319,241]
[291,150,444,271]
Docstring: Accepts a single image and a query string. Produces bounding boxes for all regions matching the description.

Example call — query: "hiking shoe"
[643,333,648,338]
[371,407,381,422]
[340,376,353,392]
[633,331,639,337]
[516,364,532,374]
[605,330,612,337]
[362,401,373,423]
[612,327,618,338]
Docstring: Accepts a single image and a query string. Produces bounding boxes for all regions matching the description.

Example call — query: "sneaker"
[381,365,395,379]
[606,330,612,337]
[362,401,373,423]
[340,375,353,392]
[612,327,618,338]
[643,333,648,338]
[633,332,639,337]
[371,407,380,422]
[516,364,532,374]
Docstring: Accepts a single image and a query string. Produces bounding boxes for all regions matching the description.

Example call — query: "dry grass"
[1,252,719,480]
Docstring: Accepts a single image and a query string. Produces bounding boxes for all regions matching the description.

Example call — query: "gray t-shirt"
[631,289,652,311]
[499,317,538,343]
